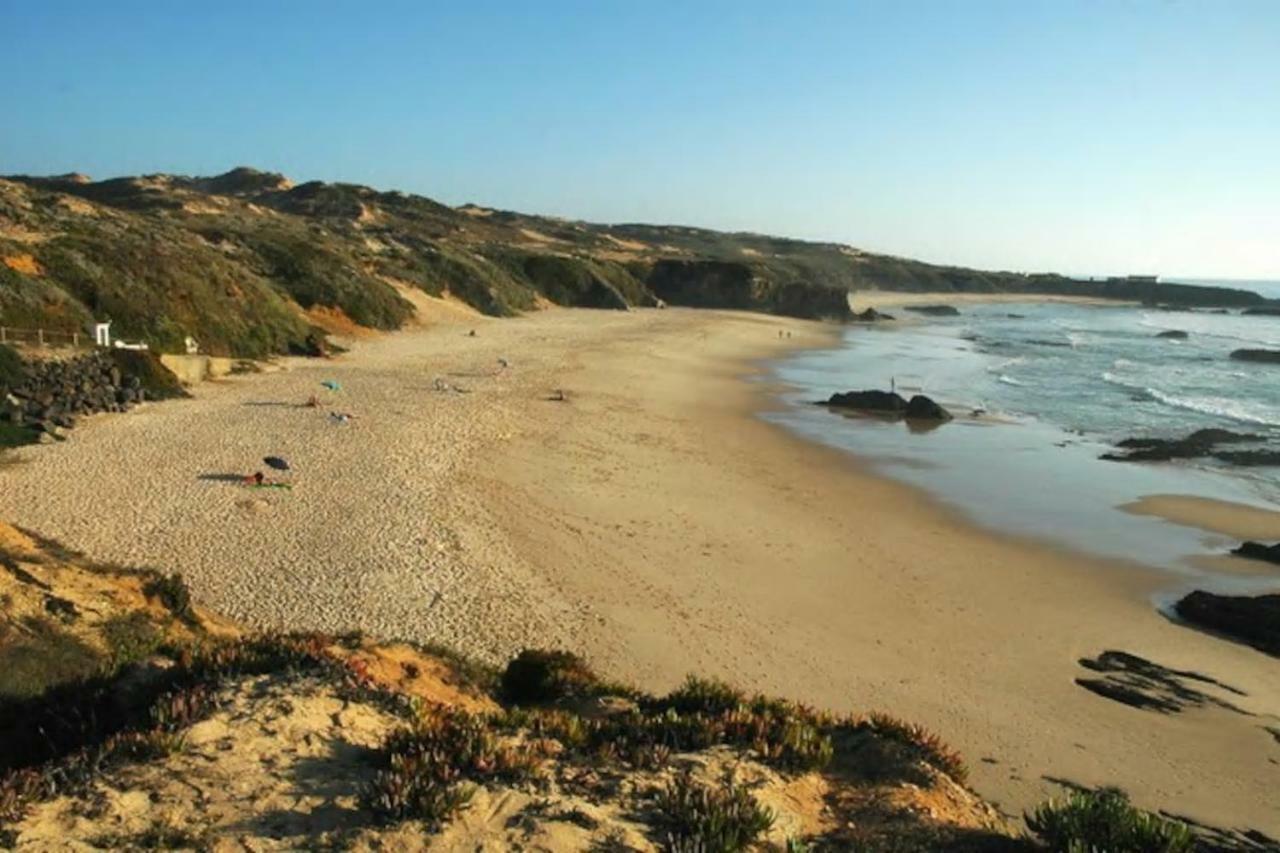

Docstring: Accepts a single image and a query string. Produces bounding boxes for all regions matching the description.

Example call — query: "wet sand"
[1123,494,1280,541]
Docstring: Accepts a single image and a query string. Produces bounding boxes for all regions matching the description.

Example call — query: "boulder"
[1230,349,1280,364]
[852,308,895,322]
[904,394,952,421]
[903,304,961,316]
[1174,591,1280,657]
[819,390,909,413]
[1156,330,1189,339]
[818,390,952,422]
[1231,541,1280,565]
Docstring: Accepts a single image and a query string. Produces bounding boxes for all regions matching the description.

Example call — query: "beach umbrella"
[321,380,341,391]
[263,456,290,472]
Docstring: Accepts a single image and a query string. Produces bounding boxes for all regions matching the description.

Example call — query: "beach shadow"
[221,746,380,838]
[1074,650,1249,715]
[197,473,247,484]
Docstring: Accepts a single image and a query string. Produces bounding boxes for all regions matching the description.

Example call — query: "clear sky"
[2,1,1277,279]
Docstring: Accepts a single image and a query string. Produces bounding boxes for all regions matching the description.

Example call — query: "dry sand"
[1,304,1278,835]
[849,290,1135,312]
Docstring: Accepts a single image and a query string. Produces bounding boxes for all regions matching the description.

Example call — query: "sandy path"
[2,306,1278,835]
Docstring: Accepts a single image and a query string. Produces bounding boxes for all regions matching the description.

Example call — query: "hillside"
[2,167,1269,357]
[4,521,1234,852]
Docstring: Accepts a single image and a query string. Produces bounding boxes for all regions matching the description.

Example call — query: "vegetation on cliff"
[4,168,1269,358]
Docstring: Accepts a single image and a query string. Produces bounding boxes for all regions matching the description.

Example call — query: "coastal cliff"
[645,259,854,320]
[3,168,1270,357]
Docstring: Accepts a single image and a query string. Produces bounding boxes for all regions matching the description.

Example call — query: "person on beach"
[244,471,265,486]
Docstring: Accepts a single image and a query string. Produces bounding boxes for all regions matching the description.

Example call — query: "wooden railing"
[0,326,94,349]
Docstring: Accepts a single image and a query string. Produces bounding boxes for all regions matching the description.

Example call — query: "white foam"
[1144,387,1280,428]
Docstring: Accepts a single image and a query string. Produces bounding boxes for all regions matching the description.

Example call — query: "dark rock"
[1156,330,1189,339]
[645,259,854,321]
[1230,349,1280,364]
[1242,306,1280,316]
[903,304,961,316]
[1174,591,1280,657]
[1103,428,1264,462]
[44,594,79,621]
[820,390,908,413]
[818,390,952,423]
[904,395,952,421]
[1231,541,1280,565]
[852,308,895,322]
[1212,449,1280,467]
[1006,313,1026,319]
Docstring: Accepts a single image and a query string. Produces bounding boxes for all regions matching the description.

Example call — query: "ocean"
[766,280,1280,595]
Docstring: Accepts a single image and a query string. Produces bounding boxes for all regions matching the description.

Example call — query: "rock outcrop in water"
[1211,449,1280,467]
[903,304,960,316]
[1230,349,1280,364]
[1174,591,1280,657]
[1231,541,1280,565]
[904,395,953,421]
[1242,306,1280,316]
[819,390,952,421]
[852,308,895,322]
[1156,330,1189,339]
[1100,428,1264,463]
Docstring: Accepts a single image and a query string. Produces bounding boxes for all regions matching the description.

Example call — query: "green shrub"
[500,649,598,705]
[1026,788,1193,853]
[142,573,194,622]
[515,690,833,773]
[0,421,38,450]
[364,705,540,826]
[856,713,968,783]
[0,343,26,388]
[662,676,745,716]
[0,616,103,699]
[656,770,775,853]
[101,612,164,668]
[107,350,189,400]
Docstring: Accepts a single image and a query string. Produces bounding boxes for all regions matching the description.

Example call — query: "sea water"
[765,281,1280,593]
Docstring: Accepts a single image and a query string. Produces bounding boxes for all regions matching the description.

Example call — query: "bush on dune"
[656,770,775,853]
[499,648,599,705]
[1026,787,1193,853]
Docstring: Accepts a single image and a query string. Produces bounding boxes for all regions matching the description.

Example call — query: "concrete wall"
[159,354,237,386]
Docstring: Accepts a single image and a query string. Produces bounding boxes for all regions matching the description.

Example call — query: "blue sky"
[2,1,1277,278]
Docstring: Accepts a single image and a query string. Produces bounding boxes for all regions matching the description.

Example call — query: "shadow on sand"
[197,473,248,484]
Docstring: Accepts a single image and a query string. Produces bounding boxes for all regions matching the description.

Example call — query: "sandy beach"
[1,300,1278,835]
[849,290,1138,312]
